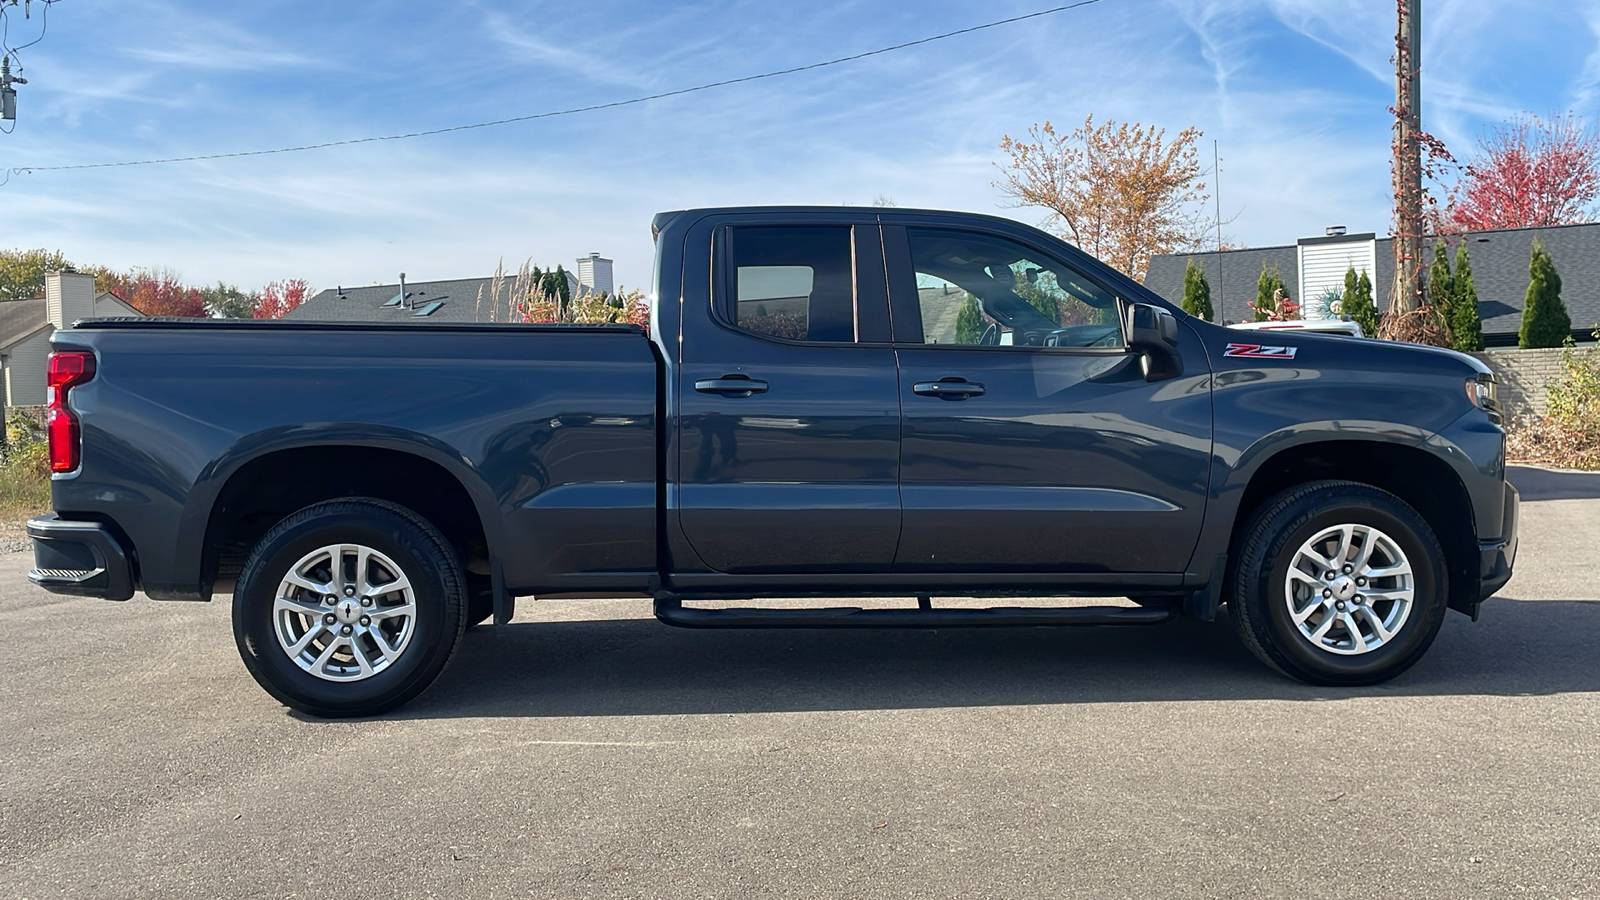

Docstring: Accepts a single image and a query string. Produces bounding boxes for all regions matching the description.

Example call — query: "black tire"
[233,498,467,717]
[1229,480,1448,686]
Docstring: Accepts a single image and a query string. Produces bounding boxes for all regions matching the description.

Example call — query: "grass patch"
[0,439,50,524]
[1,413,51,530]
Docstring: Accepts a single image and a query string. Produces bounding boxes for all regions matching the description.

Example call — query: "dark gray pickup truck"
[29,207,1518,716]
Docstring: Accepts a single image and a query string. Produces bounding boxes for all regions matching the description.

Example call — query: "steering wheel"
[979,323,1001,346]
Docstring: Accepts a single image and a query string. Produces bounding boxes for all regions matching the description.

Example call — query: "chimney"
[575,252,614,296]
[46,271,96,329]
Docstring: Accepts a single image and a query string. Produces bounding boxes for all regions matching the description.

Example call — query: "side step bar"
[653,598,1177,629]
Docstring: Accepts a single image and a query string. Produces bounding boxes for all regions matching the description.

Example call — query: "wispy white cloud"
[6,0,1597,293]
[476,6,655,91]
[1568,1,1600,111]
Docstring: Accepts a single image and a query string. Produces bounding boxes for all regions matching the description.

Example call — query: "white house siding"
[94,293,142,317]
[1297,238,1376,318]
[47,272,96,327]
[4,326,53,407]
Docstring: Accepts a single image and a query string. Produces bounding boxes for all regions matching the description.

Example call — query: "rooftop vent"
[1325,225,1348,237]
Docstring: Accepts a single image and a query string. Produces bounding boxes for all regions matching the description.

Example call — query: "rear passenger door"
[675,216,902,575]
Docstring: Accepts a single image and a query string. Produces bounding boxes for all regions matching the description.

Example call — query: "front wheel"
[1229,480,1448,686]
[232,498,467,717]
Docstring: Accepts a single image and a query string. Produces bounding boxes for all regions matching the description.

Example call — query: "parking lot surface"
[2,468,1598,899]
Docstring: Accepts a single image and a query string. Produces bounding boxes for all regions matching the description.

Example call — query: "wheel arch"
[1225,437,1478,616]
[182,426,504,600]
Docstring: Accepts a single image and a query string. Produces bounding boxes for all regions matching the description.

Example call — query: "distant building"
[287,268,585,324]
[2,271,143,406]
[575,252,614,296]
[1145,222,1600,346]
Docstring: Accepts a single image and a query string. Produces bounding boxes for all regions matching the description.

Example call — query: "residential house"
[287,269,587,324]
[2,271,143,407]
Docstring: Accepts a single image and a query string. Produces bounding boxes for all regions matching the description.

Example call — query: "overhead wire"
[5,0,1106,176]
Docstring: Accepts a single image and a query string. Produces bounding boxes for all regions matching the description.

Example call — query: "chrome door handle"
[695,376,769,397]
[913,379,985,399]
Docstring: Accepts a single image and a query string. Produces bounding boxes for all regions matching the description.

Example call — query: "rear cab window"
[717,224,889,344]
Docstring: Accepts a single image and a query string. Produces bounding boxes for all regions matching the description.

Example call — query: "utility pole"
[1389,0,1423,315]
[1214,139,1224,323]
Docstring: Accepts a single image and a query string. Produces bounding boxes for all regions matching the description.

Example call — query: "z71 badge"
[1224,342,1298,359]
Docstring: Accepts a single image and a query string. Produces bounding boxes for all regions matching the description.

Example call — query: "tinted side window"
[907,228,1123,349]
[728,226,855,343]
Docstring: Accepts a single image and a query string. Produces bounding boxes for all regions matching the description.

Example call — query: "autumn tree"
[1181,259,1213,321]
[1445,114,1600,231]
[253,279,311,319]
[1450,245,1482,352]
[995,115,1210,282]
[1520,241,1572,349]
[94,267,206,317]
[0,248,71,300]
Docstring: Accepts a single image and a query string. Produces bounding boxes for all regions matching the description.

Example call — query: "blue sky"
[4,0,1600,294]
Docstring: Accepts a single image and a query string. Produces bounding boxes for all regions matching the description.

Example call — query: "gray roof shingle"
[284,277,513,323]
[0,298,49,348]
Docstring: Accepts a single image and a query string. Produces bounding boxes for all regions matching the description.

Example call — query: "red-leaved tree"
[104,267,207,317]
[1446,114,1600,231]
[253,279,310,319]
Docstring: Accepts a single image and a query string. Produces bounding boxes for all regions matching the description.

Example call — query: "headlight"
[1466,374,1502,423]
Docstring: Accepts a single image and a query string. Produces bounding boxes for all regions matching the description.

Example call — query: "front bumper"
[1478,480,1519,602]
[28,515,136,601]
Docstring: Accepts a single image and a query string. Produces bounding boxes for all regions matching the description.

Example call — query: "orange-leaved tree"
[253,279,311,319]
[95,267,207,317]
[995,115,1210,282]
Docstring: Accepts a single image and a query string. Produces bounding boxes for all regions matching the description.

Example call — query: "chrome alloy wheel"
[273,544,417,682]
[1284,523,1414,656]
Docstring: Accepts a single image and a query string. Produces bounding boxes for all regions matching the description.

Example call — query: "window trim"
[884,223,1134,354]
[711,223,892,348]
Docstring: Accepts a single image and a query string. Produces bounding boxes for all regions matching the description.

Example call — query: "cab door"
[884,221,1213,574]
[674,215,902,575]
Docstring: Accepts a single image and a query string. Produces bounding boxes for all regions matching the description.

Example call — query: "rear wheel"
[1229,480,1447,685]
[232,498,467,717]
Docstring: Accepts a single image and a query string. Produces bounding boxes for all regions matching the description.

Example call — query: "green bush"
[1342,267,1379,337]
[1520,241,1572,349]
[1181,259,1213,321]
[954,294,985,344]
[1427,242,1453,322]
[1548,327,1600,443]
[1253,265,1286,321]
[1450,245,1483,352]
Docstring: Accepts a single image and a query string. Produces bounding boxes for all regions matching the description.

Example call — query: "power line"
[7,0,1105,175]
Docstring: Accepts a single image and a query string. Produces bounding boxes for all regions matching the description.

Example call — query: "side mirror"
[1126,303,1183,382]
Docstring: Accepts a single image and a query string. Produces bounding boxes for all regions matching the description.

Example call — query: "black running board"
[653,599,1176,629]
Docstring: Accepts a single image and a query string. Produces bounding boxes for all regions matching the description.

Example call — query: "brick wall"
[1472,348,1569,421]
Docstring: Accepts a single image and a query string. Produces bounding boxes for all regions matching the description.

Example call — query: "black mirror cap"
[1127,303,1183,382]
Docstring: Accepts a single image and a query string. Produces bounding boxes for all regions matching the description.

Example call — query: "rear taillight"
[47,351,96,474]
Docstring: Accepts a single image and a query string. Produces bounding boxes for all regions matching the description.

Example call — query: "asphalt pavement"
[1,475,1597,899]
